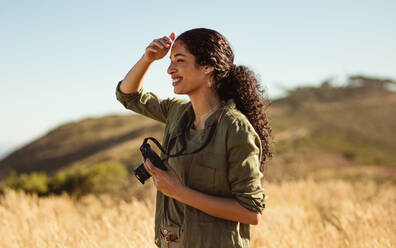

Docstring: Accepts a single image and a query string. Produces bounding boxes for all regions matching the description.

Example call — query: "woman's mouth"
[172,77,182,86]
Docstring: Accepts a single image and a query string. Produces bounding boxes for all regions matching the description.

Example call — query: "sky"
[1,0,395,159]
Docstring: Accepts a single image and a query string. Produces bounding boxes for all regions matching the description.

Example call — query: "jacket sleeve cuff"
[115,80,144,109]
[234,190,266,214]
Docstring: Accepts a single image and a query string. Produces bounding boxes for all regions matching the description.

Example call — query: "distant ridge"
[1,76,395,182]
[0,114,164,180]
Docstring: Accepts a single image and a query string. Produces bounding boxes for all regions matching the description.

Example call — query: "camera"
[133,141,167,184]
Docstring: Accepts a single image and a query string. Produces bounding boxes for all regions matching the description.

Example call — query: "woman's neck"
[189,89,221,130]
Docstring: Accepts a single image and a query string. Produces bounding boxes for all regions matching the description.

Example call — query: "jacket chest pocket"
[187,158,216,194]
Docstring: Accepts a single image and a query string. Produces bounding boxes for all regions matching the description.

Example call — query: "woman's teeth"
[172,78,182,83]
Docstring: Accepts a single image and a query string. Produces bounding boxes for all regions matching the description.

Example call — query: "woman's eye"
[177,59,184,62]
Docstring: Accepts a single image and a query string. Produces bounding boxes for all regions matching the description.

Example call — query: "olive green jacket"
[116,81,265,248]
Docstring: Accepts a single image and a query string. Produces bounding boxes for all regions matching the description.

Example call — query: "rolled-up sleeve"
[116,80,176,123]
[227,120,265,214]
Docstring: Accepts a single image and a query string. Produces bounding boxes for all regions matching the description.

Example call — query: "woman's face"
[167,40,211,96]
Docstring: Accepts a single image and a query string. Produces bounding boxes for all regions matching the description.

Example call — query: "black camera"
[133,141,167,184]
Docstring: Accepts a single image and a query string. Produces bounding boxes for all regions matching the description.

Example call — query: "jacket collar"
[172,98,236,138]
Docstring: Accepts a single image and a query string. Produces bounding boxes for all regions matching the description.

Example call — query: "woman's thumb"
[163,160,172,170]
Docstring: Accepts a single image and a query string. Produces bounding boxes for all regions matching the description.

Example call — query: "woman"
[116,28,271,248]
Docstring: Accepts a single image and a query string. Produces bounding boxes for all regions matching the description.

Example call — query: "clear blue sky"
[1,0,395,158]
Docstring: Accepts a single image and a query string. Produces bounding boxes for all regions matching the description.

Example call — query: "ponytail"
[216,65,272,171]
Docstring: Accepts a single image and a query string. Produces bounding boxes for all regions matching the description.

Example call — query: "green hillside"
[267,75,396,182]
[0,115,164,180]
[1,75,395,192]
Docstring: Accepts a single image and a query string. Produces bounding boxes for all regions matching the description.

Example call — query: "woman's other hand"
[143,158,184,198]
[142,157,261,224]
[143,32,176,63]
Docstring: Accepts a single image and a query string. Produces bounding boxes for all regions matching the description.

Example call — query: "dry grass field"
[1,86,395,247]
[0,178,394,248]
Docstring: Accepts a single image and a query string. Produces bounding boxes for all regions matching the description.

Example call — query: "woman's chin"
[173,87,183,95]
[173,89,181,95]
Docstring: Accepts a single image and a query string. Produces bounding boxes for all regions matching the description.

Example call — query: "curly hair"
[177,28,272,170]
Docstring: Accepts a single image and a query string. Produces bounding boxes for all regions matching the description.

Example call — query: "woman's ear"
[203,65,215,74]
[203,57,217,74]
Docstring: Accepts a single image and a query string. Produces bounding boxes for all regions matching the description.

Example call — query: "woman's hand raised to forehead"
[143,32,176,63]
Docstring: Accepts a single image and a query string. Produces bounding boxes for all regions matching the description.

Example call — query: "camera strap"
[144,105,225,159]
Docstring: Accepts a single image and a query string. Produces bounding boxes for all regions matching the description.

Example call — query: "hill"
[266,75,396,181]
[0,114,164,180]
[1,75,395,184]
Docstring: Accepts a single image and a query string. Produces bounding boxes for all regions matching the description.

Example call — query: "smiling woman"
[167,42,210,97]
[116,28,272,248]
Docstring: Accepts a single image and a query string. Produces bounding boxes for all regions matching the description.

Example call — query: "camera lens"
[133,163,151,184]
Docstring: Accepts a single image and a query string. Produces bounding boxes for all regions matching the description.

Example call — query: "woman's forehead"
[170,40,191,58]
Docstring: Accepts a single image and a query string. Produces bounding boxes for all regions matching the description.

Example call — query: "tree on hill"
[277,74,396,110]
[347,75,396,91]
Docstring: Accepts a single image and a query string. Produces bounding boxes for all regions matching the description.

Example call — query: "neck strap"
[144,106,225,159]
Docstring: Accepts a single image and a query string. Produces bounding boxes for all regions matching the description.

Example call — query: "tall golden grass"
[0,179,394,248]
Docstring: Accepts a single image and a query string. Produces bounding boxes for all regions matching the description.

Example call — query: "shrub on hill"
[5,171,49,195]
[4,161,129,197]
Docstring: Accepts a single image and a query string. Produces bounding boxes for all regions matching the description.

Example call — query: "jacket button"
[163,229,168,235]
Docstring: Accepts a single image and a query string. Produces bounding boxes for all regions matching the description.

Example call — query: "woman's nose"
[167,63,176,75]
